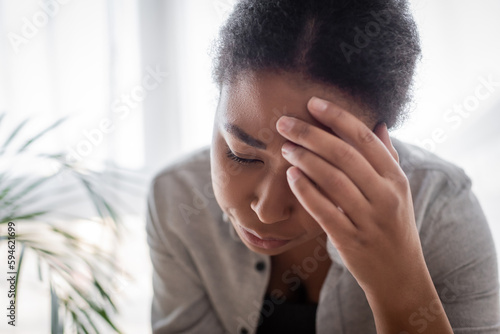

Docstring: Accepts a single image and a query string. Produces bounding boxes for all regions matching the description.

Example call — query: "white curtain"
[0,0,236,176]
[0,0,145,172]
[138,0,234,174]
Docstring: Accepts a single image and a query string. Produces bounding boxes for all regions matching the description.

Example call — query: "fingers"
[281,141,370,222]
[276,115,383,201]
[307,97,401,176]
[373,122,399,164]
[286,166,358,237]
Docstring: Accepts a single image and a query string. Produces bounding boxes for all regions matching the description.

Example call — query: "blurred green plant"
[0,112,130,334]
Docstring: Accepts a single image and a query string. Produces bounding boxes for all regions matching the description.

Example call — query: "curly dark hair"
[211,0,421,128]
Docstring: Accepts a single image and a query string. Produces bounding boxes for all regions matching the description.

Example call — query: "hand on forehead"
[218,71,376,147]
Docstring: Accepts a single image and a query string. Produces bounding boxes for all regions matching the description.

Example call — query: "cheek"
[212,171,251,210]
[300,217,324,235]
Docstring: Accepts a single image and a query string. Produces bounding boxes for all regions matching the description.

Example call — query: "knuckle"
[315,205,346,233]
[337,144,355,163]
[397,174,409,188]
[352,232,371,248]
[358,128,376,144]
[393,148,400,164]
[380,189,401,211]
[324,170,344,189]
[385,170,409,189]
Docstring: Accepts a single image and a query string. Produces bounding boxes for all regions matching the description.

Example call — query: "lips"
[238,224,289,241]
[237,224,292,250]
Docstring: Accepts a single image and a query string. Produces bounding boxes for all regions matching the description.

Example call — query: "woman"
[146,0,500,333]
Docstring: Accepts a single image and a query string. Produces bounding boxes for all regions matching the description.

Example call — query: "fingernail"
[277,116,294,132]
[287,167,301,182]
[309,97,328,113]
[282,141,297,154]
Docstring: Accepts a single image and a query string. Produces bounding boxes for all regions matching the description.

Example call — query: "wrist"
[363,268,453,334]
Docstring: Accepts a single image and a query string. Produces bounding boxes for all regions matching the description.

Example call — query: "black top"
[256,286,317,334]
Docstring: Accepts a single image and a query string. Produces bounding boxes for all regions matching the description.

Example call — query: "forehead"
[216,71,370,144]
[218,72,362,126]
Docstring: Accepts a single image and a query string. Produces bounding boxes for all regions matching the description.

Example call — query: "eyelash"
[225,149,260,165]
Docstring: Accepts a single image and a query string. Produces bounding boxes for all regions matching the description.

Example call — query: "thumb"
[373,122,399,163]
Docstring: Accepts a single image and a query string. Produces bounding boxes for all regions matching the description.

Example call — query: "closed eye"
[225,149,261,165]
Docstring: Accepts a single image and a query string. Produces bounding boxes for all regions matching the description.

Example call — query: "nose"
[250,170,294,224]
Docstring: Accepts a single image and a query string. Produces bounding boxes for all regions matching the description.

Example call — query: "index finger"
[307,96,399,176]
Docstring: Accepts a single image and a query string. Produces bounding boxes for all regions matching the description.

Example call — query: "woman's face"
[210,71,376,256]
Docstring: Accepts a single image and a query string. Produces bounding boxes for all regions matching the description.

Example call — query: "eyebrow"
[223,123,267,149]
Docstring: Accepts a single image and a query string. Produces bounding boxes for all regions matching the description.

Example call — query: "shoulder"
[151,145,211,189]
[391,139,500,327]
[150,145,212,202]
[392,137,470,190]
[391,138,491,251]
[148,145,222,232]
[391,137,472,218]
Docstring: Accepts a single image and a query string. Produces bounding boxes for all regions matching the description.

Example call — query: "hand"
[276,96,426,295]
[276,97,454,332]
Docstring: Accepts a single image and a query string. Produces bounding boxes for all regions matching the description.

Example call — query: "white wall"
[393,0,500,250]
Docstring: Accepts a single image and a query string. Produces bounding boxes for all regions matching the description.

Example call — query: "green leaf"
[68,282,121,334]
[93,279,117,312]
[78,307,100,334]
[38,152,66,160]
[15,184,81,213]
[1,118,29,153]
[30,246,59,257]
[76,177,122,235]
[0,176,25,202]
[78,323,90,334]
[50,282,61,334]
[17,117,68,153]
[1,211,48,224]
[50,226,80,241]
[93,307,121,333]
[2,172,61,208]
[37,255,43,281]
[13,245,25,304]
[0,113,125,334]
[0,112,5,128]
[68,309,83,334]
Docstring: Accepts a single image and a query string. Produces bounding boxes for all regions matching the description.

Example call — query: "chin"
[242,240,293,256]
